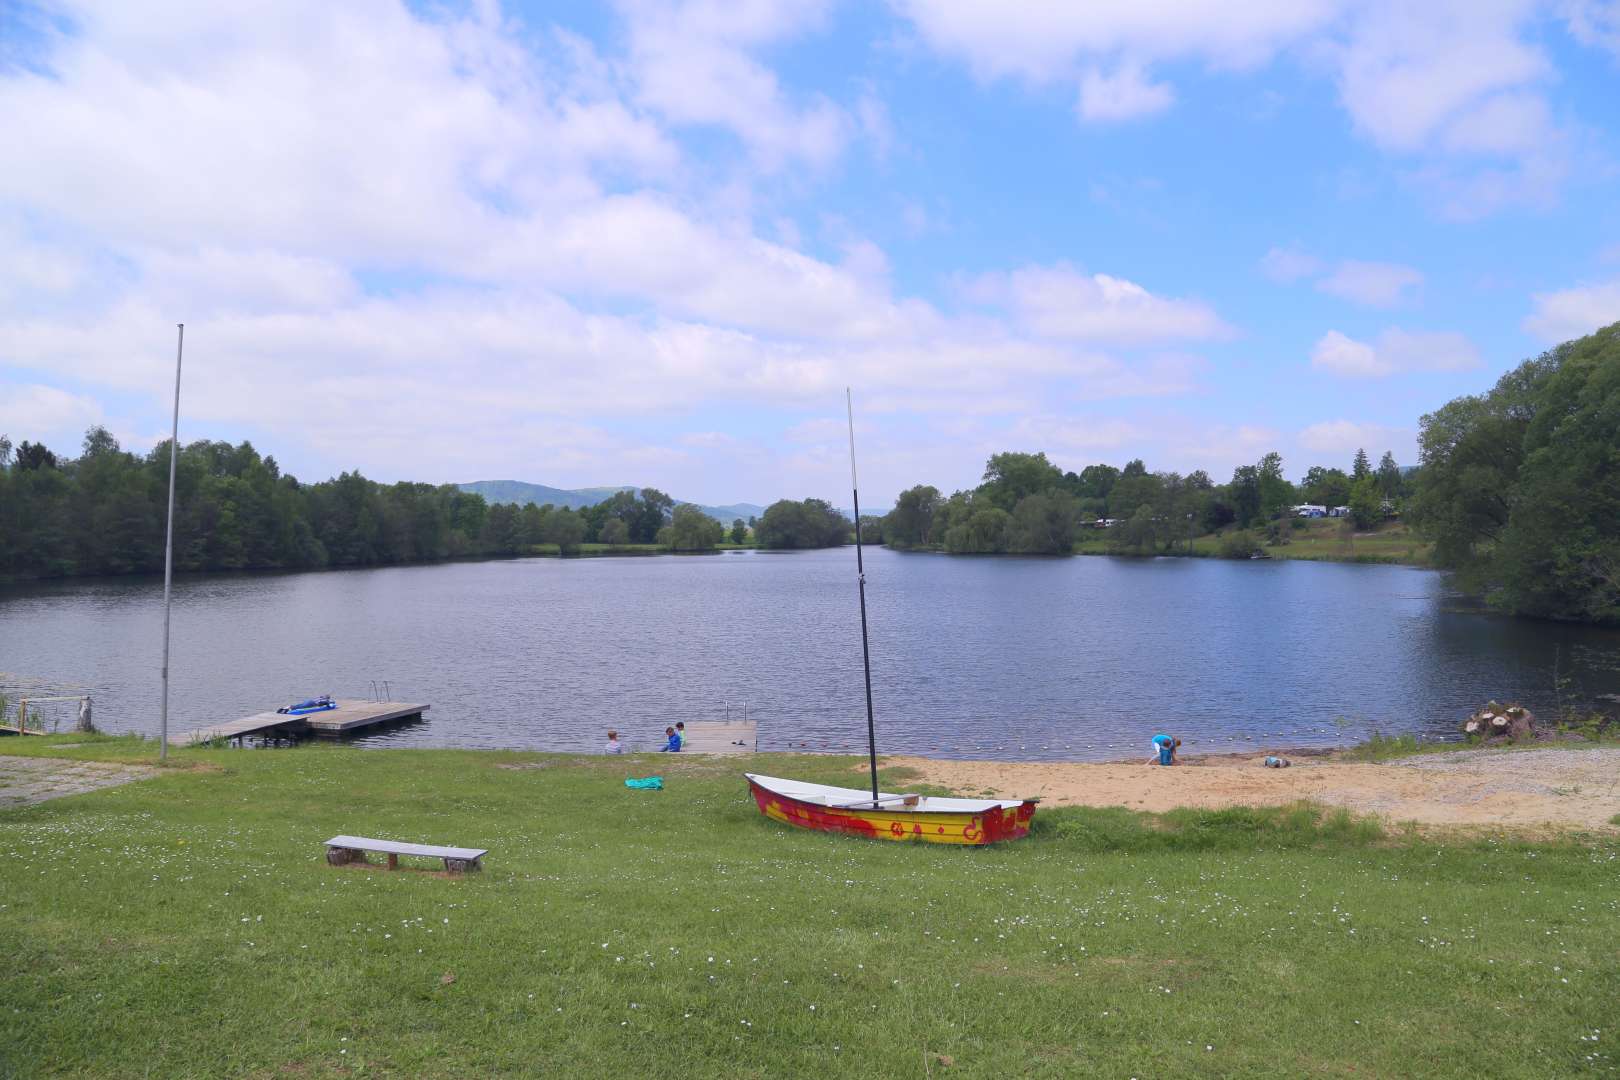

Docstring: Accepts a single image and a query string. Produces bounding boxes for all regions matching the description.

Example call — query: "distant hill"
[458,480,767,524]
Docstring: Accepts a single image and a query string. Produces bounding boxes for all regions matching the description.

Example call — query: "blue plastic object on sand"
[625,777,664,790]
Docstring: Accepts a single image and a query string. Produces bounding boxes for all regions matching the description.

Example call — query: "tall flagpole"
[159,323,184,760]
[846,389,880,807]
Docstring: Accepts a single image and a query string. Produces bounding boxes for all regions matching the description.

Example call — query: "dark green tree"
[977,451,1063,511]
[883,484,941,548]
[1006,492,1080,553]
[1376,451,1404,500]
[1229,465,1261,528]
[543,508,587,555]
[1351,447,1372,482]
[666,504,724,551]
[755,499,848,549]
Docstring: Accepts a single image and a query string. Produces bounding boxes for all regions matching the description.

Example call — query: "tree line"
[0,429,866,580]
[1408,321,1619,623]
[5,322,1612,619]
[879,445,1409,558]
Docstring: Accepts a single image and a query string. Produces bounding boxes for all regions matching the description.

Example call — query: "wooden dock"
[176,699,429,746]
[680,720,757,755]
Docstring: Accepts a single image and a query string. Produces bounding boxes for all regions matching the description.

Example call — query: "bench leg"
[326,846,359,866]
[443,857,481,874]
[386,853,398,871]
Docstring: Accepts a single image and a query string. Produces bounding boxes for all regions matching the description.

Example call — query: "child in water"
[605,730,623,754]
[1149,733,1180,766]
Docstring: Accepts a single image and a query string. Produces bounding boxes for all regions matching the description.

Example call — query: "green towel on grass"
[624,776,663,790]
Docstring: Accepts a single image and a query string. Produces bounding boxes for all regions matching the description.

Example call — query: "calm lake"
[4,548,1619,760]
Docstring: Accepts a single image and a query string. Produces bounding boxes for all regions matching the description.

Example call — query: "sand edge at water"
[877,747,1620,831]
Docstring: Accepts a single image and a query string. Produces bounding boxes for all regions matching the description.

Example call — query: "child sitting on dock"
[605,730,623,754]
[659,726,682,752]
[1149,733,1180,766]
[675,721,687,749]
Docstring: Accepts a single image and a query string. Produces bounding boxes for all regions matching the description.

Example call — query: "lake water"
[3,549,1619,760]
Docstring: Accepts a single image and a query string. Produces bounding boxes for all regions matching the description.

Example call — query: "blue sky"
[2,0,1619,505]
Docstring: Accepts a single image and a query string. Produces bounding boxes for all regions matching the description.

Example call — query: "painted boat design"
[746,772,1036,846]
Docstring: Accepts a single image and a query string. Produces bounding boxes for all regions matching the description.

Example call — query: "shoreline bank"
[881,746,1620,831]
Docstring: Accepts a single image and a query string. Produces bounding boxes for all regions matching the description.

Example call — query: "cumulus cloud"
[1298,418,1414,457]
[1260,247,1324,283]
[616,0,851,170]
[1522,280,1620,342]
[1309,328,1482,377]
[0,383,105,447]
[1262,250,1425,308]
[1314,260,1424,308]
[891,0,1340,82]
[893,0,1575,215]
[961,264,1230,345]
[1558,0,1620,57]
[1076,63,1175,122]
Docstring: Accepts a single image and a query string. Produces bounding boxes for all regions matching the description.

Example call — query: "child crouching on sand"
[1149,733,1180,766]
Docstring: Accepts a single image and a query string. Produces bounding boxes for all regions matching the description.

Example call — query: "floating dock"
[679,720,757,755]
[176,699,429,746]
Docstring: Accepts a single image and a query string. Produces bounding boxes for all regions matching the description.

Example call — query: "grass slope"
[1,739,1615,1078]
[1073,520,1433,566]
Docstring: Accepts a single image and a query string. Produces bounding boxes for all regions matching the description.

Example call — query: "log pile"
[1461,701,1536,742]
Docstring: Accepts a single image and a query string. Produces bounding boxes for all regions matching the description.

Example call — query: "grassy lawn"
[1,738,1615,1078]
[1074,520,1432,566]
[1263,520,1432,565]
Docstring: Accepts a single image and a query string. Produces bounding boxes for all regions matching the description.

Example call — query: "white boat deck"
[746,772,1028,813]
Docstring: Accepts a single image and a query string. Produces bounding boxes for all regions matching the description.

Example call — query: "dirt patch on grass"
[0,755,159,809]
[879,748,1620,832]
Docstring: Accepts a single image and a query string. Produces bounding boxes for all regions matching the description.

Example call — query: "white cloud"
[616,0,851,170]
[962,264,1230,345]
[1560,0,1620,57]
[1260,247,1323,283]
[893,0,1574,215]
[1522,280,1620,342]
[1330,0,1547,153]
[1315,260,1424,308]
[1298,418,1413,457]
[1076,64,1175,122]
[1309,328,1482,377]
[0,384,105,446]
[891,1,1342,82]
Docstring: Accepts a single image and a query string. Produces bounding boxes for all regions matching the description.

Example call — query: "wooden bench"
[324,835,487,874]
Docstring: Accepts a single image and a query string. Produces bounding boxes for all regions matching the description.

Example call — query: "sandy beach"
[881,746,1620,831]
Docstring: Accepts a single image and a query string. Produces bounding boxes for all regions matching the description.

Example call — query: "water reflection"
[2,549,1617,760]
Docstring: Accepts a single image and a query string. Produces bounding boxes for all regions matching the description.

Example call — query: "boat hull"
[746,775,1035,845]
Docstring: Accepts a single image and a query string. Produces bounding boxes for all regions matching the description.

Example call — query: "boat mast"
[159,322,184,761]
[846,389,881,807]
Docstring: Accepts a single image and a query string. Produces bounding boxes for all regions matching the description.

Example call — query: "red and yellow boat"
[746,772,1037,846]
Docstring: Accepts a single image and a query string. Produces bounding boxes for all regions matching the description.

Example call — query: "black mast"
[846,389,881,807]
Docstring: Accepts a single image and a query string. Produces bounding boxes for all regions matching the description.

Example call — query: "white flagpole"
[159,323,184,760]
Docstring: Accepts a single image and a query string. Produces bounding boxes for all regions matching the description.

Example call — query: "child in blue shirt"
[1149,733,1179,765]
[659,726,681,752]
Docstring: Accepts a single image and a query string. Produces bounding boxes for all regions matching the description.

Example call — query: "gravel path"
[0,755,158,809]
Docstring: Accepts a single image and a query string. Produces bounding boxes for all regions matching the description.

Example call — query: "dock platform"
[679,720,757,755]
[177,699,429,746]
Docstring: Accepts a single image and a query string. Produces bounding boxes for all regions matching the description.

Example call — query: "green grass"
[2,742,1616,1078]
[1334,733,1452,762]
[1264,520,1431,565]
[1335,729,1620,763]
[1071,520,1432,566]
